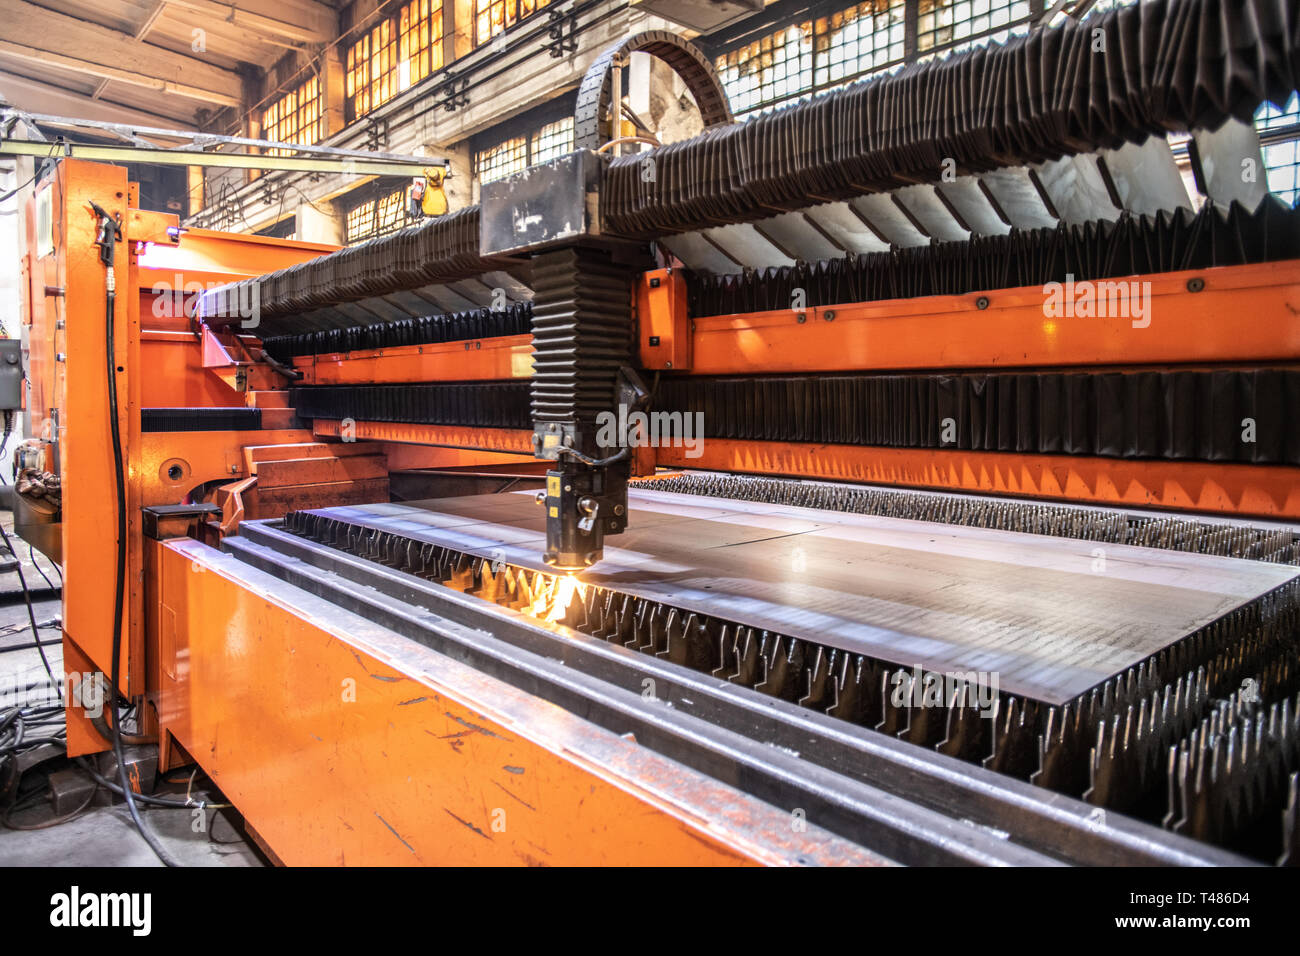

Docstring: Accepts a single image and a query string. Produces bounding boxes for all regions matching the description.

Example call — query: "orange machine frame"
[143,536,882,865]
[24,156,1300,866]
[20,161,393,753]
[295,260,1300,520]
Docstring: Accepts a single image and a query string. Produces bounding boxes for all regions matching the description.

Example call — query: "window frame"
[399,0,445,92]
[346,19,399,122]
[473,0,551,50]
[708,0,1042,119]
[262,74,323,156]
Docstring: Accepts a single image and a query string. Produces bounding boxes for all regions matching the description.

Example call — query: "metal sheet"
[300,490,1299,706]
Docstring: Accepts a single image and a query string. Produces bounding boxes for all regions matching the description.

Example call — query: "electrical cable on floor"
[1,783,97,830]
[0,621,60,655]
[0,523,60,699]
[74,758,230,809]
[0,698,69,829]
[26,544,58,592]
[91,199,181,867]
[0,736,65,753]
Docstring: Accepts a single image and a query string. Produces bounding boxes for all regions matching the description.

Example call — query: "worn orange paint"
[637,268,691,370]
[147,538,883,866]
[140,330,246,407]
[140,429,314,506]
[687,260,1300,374]
[61,636,108,759]
[35,160,144,696]
[313,418,536,455]
[377,444,536,471]
[660,439,1300,519]
[22,161,332,753]
[296,334,534,385]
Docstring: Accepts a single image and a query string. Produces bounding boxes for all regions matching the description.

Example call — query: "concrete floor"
[0,515,265,866]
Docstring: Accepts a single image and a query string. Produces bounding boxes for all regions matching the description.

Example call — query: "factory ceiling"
[0,0,340,128]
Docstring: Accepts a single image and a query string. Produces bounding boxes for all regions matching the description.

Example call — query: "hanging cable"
[90,199,180,868]
[0,523,59,697]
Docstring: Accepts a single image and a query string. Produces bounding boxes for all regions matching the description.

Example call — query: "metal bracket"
[544,8,578,58]
[436,73,470,113]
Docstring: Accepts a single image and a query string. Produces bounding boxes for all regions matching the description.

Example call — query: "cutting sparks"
[528,572,587,624]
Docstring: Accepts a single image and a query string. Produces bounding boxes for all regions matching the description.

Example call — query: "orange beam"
[659,439,1300,520]
[140,428,314,506]
[149,538,880,866]
[137,227,336,284]
[313,418,536,455]
[295,334,533,385]
[254,454,387,488]
[289,261,1300,385]
[688,260,1300,374]
[384,444,541,470]
[139,330,246,407]
[50,160,143,696]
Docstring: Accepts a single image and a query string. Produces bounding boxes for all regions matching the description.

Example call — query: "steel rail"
[225,518,1252,866]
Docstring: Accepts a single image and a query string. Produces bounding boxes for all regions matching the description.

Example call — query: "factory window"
[346,19,399,121]
[713,0,1038,117]
[814,1,907,89]
[474,114,573,185]
[475,136,528,184]
[530,117,574,165]
[1256,93,1300,207]
[376,188,406,233]
[262,76,323,156]
[474,0,551,49]
[346,200,376,242]
[399,0,444,90]
[915,0,1033,59]
[716,22,814,118]
[345,186,410,244]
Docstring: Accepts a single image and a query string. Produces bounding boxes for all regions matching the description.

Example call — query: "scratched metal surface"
[301,489,1300,705]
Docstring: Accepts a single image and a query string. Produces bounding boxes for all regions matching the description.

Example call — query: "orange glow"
[529,572,587,623]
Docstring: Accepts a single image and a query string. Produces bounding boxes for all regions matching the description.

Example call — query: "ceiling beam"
[0,138,435,177]
[0,2,244,108]
[0,41,242,109]
[231,0,338,41]
[160,0,335,46]
[0,70,195,130]
[134,1,167,40]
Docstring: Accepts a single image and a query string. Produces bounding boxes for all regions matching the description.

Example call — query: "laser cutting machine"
[17,3,1300,865]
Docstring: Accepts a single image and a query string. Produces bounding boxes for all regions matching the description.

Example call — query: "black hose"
[99,211,181,867]
[74,758,227,809]
[1,781,97,830]
[556,445,629,468]
[258,349,302,380]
